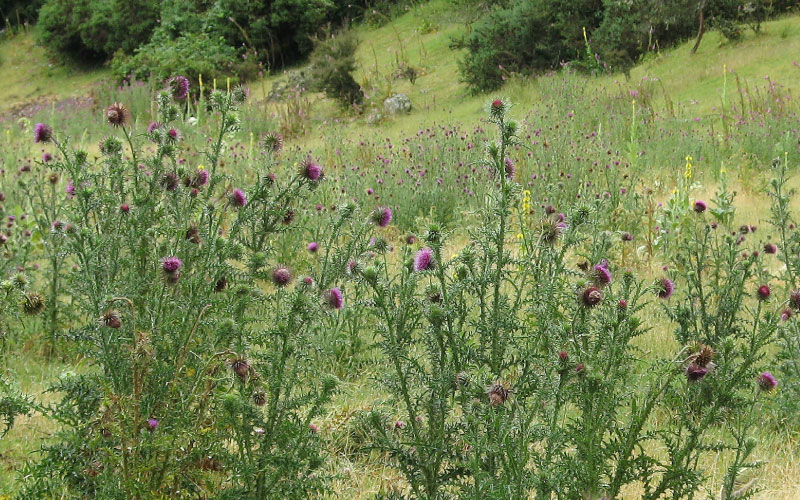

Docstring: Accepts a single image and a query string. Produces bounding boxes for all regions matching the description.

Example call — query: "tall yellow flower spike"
[684,155,693,180]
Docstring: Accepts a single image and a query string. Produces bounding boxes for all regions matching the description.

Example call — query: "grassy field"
[3,3,800,499]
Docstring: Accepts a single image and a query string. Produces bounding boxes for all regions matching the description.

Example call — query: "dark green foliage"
[37,0,159,63]
[309,28,364,107]
[0,0,44,25]
[457,0,603,93]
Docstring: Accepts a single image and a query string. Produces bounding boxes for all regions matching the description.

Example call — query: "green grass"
[0,30,109,114]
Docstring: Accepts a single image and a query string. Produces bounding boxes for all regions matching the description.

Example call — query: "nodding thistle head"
[591,264,612,287]
[261,132,283,154]
[656,278,674,299]
[371,206,393,228]
[790,290,800,310]
[693,344,715,368]
[685,363,708,382]
[161,256,182,284]
[252,391,267,407]
[539,218,566,245]
[324,288,343,310]
[161,172,179,191]
[34,123,53,143]
[168,76,190,101]
[105,103,130,127]
[580,286,603,308]
[271,266,292,287]
[764,243,777,254]
[99,310,122,329]
[230,188,247,208]
[758,371,778,392]
[488,382,510,407]
[300,158,323,182]
[22,292,45,315]
[186,225,201,245]
[693,200,707,213]
[757,284,770,301]
[413,247,435,272]
[231,358,251,381]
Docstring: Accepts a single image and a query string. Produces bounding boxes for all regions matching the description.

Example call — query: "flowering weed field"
[3,9,800,500]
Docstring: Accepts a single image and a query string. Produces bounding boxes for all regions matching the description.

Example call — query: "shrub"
[309,27,364,107]
[37,0,159,62]
[457,0,603,93]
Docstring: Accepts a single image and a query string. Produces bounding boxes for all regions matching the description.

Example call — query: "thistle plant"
[14,83,366,499]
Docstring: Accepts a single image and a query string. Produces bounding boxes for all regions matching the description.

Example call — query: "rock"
[383,94,411,114]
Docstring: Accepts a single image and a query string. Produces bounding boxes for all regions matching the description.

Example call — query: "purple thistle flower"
[372,206,393,227]
[147,121,161,135]
[781,308,793,321]
[592,264,612,286]
[194,169,209,187]
[414,247,435,271]
[169,76,190,100]
[622,232,633,242]
[657,278,674,299]
[230,189,247,208]
[504,157,515,179]
[42,153,52,163]
[764,243,777,254]
[686,364,708,382]
[300,159,323,181]
[790,290,800,310]
[162,256,182,274]
[272,266,292,287]
[66,181,76,199]
[34,123,53,143]
[758,372,778,392]
[325,287,343,309]
[147,418,159,431]
[693,200,707,213]
[307,241,319,253]
[757,285,770,300]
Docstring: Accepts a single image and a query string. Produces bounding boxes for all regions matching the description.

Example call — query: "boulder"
[383,94,411,114]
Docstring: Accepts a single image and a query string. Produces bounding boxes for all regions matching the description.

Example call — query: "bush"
[112,33,239,85]
[457,0,603,93]
[309,28,364,107]
[37,0,159,63]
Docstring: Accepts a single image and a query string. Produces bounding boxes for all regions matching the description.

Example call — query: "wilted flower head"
[539,218,566,245]
[790,290,800,310]
[272,266,292,287]
[324,288,343,309]
[581,286,603,307]
[99,310,122,329]
[231,358,250,380]
[34,123,53,143]
[414,247,435,271]
[764,243,777,254]
[300,158,323,181]
[758,371,778,392]
[22,292,45,315]
[372,206,393,227]
[105,103,130,127]
[488,382,510,407]
[230,188,247,208]
[169,76,190,100]
[657,278,674,299]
